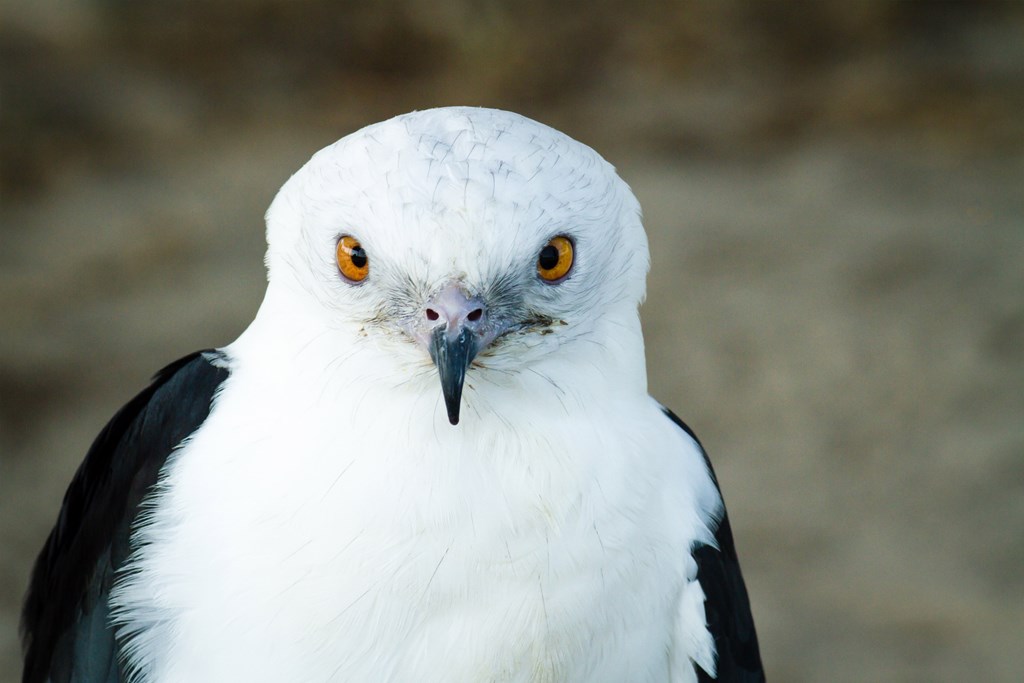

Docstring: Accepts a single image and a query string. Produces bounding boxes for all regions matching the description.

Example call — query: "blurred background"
[2,1,1022,680]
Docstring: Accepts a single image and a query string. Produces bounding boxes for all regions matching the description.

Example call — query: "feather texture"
[21,353,229,683]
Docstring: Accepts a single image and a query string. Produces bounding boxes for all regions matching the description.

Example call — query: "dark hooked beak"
[419,286,495,426]
[428,325,479,425]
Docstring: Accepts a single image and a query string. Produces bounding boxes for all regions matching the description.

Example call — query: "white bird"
[22,107,763,682]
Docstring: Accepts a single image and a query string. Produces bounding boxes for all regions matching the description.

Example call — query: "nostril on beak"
[423,287,487,330]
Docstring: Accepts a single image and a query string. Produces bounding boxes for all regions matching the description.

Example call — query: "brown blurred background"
[2,1,1023,681]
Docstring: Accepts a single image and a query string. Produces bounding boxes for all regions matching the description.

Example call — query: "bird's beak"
[428,325,479,425]
[419,286,494,426]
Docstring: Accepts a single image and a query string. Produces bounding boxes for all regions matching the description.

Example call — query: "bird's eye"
[537,236,574,282]
[336,235,369,282]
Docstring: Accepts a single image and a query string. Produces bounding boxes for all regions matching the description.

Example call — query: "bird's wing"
[663,408,765,682]
[21,352,230,683]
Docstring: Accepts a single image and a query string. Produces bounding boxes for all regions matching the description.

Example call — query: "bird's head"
[249,107,650,426]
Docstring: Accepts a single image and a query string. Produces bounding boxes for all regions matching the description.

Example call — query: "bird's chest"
[120,406,685,682]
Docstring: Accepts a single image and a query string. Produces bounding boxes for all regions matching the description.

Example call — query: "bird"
[22,107,763,682]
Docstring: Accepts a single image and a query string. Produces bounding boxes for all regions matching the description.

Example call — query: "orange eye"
[537,236,574,282]
[336,235,369,282]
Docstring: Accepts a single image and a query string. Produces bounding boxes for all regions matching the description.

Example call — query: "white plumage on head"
[258,107,650,407]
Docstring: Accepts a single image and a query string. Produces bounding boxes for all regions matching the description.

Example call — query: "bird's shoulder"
[21,350,230,683]
[661,407,765,682]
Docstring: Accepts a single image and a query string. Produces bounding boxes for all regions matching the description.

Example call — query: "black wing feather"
[21,351,230,683]
[663,408,765,682]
